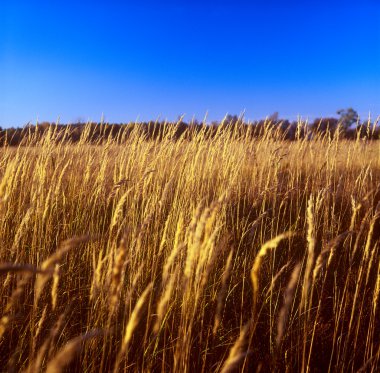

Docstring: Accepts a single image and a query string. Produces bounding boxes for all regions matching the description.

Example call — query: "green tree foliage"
[337,108,359,129]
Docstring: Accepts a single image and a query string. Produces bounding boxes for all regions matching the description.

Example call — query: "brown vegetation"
[0,122,379,372]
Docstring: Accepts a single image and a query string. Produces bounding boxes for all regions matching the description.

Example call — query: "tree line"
[1,108,378,145]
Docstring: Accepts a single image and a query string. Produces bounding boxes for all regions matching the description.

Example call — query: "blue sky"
[1,0,379,126]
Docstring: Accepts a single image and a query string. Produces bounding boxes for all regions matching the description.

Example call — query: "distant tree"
[224,114,239,126]
[310,118,339,133]
[337,108,359,130]
[268,112,279,122]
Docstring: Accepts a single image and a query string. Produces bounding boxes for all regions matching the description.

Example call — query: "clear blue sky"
[1,0,379,126]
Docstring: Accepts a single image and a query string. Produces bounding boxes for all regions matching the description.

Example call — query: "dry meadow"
[0,122,379,372]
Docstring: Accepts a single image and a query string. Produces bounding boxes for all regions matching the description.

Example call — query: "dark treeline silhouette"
[1,109,379,146]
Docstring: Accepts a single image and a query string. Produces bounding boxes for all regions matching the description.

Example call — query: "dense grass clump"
[0,121,379,372]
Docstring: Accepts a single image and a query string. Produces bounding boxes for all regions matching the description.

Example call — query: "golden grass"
[0,121,379,372]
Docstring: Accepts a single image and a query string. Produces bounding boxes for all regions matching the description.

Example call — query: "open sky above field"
[1,0,379,126]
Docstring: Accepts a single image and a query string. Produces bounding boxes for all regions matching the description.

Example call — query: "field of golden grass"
[0,122,379,372]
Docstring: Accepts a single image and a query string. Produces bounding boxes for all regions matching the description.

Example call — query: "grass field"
[0,122,379,372]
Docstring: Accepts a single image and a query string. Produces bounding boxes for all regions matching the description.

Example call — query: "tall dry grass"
[0,120,379,372]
